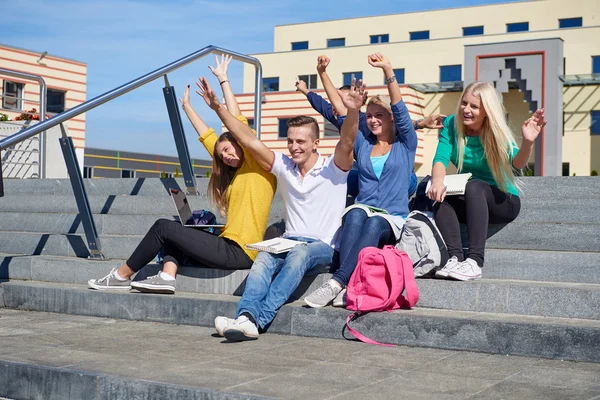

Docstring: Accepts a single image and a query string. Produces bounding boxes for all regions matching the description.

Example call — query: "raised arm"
[368,53,401,105]
[513,109,546,169]
[317,55,347,117]
[196,77,274,171]
[179,85,211,135]
[208,54,241,117]
[296,78,339,129]
[334,78,367,171]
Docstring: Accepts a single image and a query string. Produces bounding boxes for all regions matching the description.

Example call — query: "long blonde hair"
[454,82,518,192]
[207,132,240,217]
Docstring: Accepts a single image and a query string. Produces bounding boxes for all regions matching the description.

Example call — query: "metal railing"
[0,68,47,177]
[0,45,264,259]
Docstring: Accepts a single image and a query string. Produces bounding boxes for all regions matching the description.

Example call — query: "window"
[507,22,529,32]
[323,119,339,137]
[47,89,66,114]
[298,74,318,89]
[327,38,345,48]
[291,41,308,51]
[593,56,600,74]
[440,65,462,82]
[370,34,389,44]
[384,68,405,85]
[592,111,600,135]
[559,17,582,29]
[343,72,363,86]
[410,31,429,41]
[246,118,255,130]
[121,169,136,178]
[562,163,570,177]
[2,81,23,110]
[278,118,290,139]
[83,166,94,179]
[262,77,279,92]
[463,26,484,36]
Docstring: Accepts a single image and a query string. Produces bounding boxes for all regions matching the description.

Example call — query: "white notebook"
[426,173,472,196]
[246,237,307,254]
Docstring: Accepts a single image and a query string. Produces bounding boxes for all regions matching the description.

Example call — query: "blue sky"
[1,0,523,160]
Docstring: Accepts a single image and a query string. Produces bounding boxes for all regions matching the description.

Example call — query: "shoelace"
[96,269,116,285]
[315,282,336,297]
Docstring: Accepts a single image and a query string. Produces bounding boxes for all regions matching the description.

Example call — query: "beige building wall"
[237,0,600,176]
[0,44,87,152]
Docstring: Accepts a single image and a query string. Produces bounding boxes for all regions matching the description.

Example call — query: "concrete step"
[4,176,599,198]
[5,309,599,400]
[3,254,599,321]
[2,281,599,363]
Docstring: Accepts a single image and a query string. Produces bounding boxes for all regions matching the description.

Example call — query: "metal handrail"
[0,68,47,177]
[0,45,263,152]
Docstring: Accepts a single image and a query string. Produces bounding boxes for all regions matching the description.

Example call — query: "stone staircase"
[1,177,599,372]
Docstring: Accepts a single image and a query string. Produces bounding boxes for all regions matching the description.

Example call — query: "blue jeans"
[237,238,335,329]
[331,209,395,287]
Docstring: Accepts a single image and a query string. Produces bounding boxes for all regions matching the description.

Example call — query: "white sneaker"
[214,316,236,337]
[223,316,259,341]
[435,256,461,279]
[447,258,482,281]
[304,280,342,308]
[332,288,347,308]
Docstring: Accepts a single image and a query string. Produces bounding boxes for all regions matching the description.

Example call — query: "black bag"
[409,176,435,212]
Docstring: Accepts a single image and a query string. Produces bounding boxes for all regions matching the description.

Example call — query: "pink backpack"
[346,245,419,346]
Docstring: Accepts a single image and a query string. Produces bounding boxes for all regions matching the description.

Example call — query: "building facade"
[238,0,600,176]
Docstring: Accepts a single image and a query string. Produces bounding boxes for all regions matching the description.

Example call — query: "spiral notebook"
[246,237,307,254]
[425,173,472,196]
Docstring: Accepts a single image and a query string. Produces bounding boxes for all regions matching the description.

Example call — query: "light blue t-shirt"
[371,152,390,179]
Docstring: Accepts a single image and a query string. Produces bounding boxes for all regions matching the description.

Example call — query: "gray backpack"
[396,211,449,278]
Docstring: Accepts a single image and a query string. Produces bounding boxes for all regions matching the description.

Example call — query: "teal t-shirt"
[370,152,390,179]
[432,115,519,196]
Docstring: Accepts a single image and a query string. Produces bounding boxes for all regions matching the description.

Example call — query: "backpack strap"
[345,312,395,347]
[410,212,449,267]
[396,248,419,308]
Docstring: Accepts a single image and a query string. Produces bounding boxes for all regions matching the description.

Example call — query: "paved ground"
[0,309,599,400]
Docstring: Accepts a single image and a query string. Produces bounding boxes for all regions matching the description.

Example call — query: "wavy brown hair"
[208,132,240,217]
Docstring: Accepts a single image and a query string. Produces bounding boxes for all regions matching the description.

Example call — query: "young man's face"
[287,125,319,165]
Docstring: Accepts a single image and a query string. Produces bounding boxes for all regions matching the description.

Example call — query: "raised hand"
[295,79,309,95]
[196,77,221,110]
[338,78,368,111]
[179,85,192,110]
[421,114,448,129]
[317,55,331,74]
[521,109,546,143]
[367,52,392,70]
[208,54,233,81]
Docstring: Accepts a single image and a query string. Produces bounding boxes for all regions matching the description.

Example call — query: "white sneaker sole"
[88,280,131,291]
[215,316,233,337]
[304,297,331,308]
[447,272,482,281]
[435,270,450,279]
[131,282,175,294]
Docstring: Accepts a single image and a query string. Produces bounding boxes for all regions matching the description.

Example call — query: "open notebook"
[246,237,307,254]
[425,173,472,196]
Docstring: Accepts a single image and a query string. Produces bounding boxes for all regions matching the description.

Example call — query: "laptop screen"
[169,189,193,225]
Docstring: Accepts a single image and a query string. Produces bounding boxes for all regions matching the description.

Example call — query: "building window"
[440,65,462,82]
[463,26,484,36]
[323,119,339,137]
[291,41,308,51]
[593,56,600,74]
[83,166,94,179]
[343,72,363,87]
[592,111,600,135]
[370,34,389,44]
[562,163,570,177]
[121,169,136,178]
[162,172,173,178]
[559,17,582,29]
[47,89,66,114]
[298,74,318,89]
[2,81,24,110]
[327,38,345,48]
[507,22,529,32]
[410,31,430,41]
[385,68,405,85]
[278,118,290,139]
[262,77,279,92]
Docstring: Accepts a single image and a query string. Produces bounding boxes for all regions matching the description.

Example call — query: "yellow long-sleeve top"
[199,115,276,260]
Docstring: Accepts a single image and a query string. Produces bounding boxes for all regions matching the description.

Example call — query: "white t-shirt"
[270,152,349,247]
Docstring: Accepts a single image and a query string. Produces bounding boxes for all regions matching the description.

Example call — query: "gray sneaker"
[304,280,342,308]
[88,268,131,291]
[131,273,176,294]
[332,288,347,308]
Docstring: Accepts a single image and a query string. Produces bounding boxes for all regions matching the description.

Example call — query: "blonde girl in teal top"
[427,81,546,281]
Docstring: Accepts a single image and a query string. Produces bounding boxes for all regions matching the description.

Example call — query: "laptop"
[169,189,225,228]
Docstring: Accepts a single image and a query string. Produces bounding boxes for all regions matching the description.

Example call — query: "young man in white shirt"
[196,76,367,341]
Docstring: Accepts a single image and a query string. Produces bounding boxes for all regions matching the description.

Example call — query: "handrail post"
[58,124,105,259]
